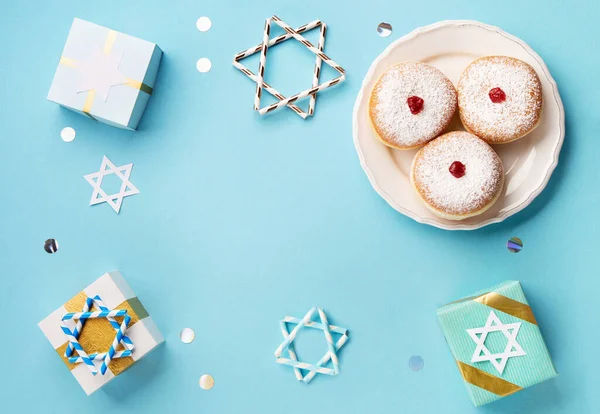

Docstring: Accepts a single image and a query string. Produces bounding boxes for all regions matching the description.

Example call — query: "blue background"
[1,0,597,412]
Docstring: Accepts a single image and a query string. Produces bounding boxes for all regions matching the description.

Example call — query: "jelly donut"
[458,56,542,144]
[369,62,457,150]
[410,131,504,220]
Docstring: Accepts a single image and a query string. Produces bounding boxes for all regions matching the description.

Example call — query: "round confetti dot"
[61,127,76,142]
[44,239,59,254]
[196,16,212,32]
[180,328,195,344]
[507,237,523,253]
[199,374,214,390]
[377,22,393,37]
[196,58,212,73]
[408,355,424,371]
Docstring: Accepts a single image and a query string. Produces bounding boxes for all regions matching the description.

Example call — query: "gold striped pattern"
[59,56,76,68]
[82,90,97,118]
[457,361,522,397]
[125,79,153,95]
[57,295,148,375]
[473,292,537,325]
[103,30,118,55]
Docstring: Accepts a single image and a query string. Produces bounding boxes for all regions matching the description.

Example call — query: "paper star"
[61,295,134,375]
[77,48,128,102]
[466,310,526,374]
[84,156,139,213]
[274,307,348,383]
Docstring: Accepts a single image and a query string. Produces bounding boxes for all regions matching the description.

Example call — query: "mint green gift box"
[437,281,557,407]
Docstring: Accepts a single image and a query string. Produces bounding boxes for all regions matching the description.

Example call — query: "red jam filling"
[407,96,424,114]
[489,87,506,103]
[449,161,466,178]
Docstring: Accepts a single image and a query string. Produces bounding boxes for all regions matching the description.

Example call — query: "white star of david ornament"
[466,310,526,375]
[84,156,139,213]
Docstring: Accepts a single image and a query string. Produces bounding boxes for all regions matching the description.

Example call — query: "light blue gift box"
[437,281,557,407]
[47,18,162,130]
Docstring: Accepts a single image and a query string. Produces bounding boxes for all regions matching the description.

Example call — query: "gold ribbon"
[457,361,522,397]
[55,291,149,376]
[125,79,154,95]
[59,30,153,120]
[59,56,77,68]
[473,292,537,325]
[103,29,118,55]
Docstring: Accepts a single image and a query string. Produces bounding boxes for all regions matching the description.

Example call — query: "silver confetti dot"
[507,237,523,253]
[377,22,392,38]
[61,127,76,142]
[199,374,214,390]
[196,17,212,32]
[180,328,195,344]
[196,57,212,73]
[44,239,59,254]
[408,355,424,371]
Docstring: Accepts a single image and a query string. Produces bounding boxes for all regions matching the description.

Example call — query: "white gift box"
[47,18,162,130]
[38,271,164,395]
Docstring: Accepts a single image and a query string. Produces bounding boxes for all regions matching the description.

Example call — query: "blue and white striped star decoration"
[274,306,348,383]
[61,295,134,375]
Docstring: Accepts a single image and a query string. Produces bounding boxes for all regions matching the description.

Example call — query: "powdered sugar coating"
[411,131,504,219]
[369,62,457,149]
[458,56,542,143]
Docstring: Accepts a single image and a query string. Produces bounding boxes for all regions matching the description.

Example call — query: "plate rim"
[352,19,565,231]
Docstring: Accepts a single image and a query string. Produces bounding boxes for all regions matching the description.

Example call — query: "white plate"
[353,20,565,230]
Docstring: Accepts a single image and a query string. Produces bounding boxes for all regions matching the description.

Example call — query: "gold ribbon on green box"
[456,360,523,397]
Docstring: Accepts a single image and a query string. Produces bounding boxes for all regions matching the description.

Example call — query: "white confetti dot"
[196,57,212,73]
[199,374,214,390]
[196,17,212,32]
[180,328,195,344]
[61,127,76,142]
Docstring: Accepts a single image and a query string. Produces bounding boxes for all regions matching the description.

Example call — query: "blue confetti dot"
[408,355,424,371]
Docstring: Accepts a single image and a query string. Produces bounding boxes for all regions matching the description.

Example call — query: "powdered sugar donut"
[369,62,457,150]
[458,56,542,144]
[411,131,504,220]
